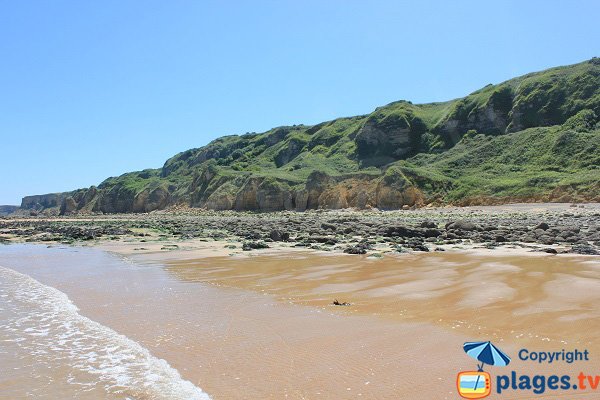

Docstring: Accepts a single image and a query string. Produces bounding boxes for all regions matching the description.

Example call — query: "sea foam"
[0,266,211,400]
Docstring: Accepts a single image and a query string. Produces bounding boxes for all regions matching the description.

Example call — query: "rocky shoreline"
[1,203,599,256]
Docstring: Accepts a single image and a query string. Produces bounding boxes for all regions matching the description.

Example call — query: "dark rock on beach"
[242,241,270,251]
[446,220,479,231]
[269,229,290,242]
[569,244,600,255]
[344,244,368,255]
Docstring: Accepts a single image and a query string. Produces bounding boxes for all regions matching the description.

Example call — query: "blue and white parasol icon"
[463,341,511,371]
[463,341,511,392]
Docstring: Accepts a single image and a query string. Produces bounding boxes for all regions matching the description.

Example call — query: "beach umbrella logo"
[457,341,511,399]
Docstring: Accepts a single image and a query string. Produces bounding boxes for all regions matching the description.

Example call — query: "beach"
[1,228,599,398]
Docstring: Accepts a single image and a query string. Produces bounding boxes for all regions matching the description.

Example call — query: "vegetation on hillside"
[21,58,600,213]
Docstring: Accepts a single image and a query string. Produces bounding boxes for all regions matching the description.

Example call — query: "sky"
[1,0,599,204]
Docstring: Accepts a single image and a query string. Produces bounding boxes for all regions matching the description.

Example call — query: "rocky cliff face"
[19,59,600,214]
[433,58,600,144]
[21,193,71,211]
[194,171,423,213]
[355,104,426,161]
[20,170,425,215]
[434,85,513,144]
[0,205,19,216]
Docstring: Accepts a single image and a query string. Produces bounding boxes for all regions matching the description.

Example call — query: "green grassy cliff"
[21,58,600,213]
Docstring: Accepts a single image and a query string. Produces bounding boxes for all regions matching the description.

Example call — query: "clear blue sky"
[1,0,599,204]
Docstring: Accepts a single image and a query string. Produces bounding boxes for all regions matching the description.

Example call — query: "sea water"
[0,261,210,399]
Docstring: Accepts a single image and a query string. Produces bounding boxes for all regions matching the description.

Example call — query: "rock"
[382,225,422,238]
[420,221,437,228]
[269,230,290,242]
[59,197,77,215]
[353,190,370,209]
[392,245,408,253]
[234,178,293,212]
[559,226,580,235]
[318,187,349,209]
[343,244,368,254]
[0,205,19,216]
[309,236,338,245]
[21,193,69,210]
[533,229,547,237]
[242,241,270,251]
[303,171,332,210]
[522,235,536,243]
[321,222,337,231]
[78,186,98,211]
[569,244,600,255]
[354,105,428,160]
[257,179,293,211]
[93,184,137,213]
[538,235,555,245]
[204,189,235,210]
[445,232,459,239]
[408,242,429,252]
[375,167,423,209]
[446,220,479,231]
[438,85,513,139]
[133,186,170,213]
[423,228,442,238]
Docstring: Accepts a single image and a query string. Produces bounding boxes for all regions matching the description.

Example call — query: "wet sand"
[162,250,600,348]
[1,244,600,399]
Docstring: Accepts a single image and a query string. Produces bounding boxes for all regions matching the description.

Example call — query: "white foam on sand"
[0,265,211,400]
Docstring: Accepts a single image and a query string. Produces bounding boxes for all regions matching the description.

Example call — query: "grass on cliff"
[78,59,600,208]
[409,122,600,201]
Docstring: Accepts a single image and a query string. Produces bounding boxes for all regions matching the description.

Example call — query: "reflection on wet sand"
[166,251,600,347]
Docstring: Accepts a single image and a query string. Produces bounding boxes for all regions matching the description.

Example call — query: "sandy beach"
[1,236,599,399]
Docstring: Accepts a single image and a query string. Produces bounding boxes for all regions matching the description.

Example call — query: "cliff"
[0,205,19,216]
[21,58,600,214]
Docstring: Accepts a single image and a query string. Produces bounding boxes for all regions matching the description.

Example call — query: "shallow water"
[1,244,599,399]
[165,251,600,348]
[0,246,210,400]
